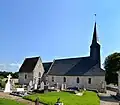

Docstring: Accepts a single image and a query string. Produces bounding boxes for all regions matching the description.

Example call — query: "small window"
[63,77,66,82]
[52,76,54,82]
[88,78,91,84]
[77,77,79,83]
[39,72,41,77]
[25,74,27,79]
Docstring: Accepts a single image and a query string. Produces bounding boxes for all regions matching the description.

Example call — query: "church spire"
[90,17,101,67]
[91,22,99,45]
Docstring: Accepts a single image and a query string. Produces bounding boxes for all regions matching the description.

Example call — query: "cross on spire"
[91,14,99,45]
[94,14,96,22]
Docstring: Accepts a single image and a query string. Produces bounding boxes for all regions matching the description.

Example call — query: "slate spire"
[90,21,101,67]
[91,22,99,45]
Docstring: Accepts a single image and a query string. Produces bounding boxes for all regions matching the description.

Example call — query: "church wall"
[48,75,105,90]
[33,58,45,84]
[18,72,33,85]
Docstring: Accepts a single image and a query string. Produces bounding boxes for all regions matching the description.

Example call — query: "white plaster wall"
[33,58,45,84]
[48,75,105,90]
[18,72,33,85]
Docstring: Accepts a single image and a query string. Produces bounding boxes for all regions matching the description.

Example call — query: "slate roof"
[43,62,52,73]
[47,56,105,76]
[19,57,39,73]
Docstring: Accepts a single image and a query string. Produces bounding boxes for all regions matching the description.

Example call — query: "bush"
[0,80,6,88]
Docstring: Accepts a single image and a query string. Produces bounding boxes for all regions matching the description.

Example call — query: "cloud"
[0,63,21,72]
[9,63,21,68]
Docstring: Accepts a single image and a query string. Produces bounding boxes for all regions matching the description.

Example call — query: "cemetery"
[0,74,100,105]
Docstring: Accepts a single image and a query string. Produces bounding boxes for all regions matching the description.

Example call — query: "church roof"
[19,57,52,73]
[47,56,105,76]
[19,57,40,73]
[43,62,52,73]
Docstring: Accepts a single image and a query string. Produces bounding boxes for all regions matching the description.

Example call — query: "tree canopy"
[104,52,120,85]
[0,71,18,79]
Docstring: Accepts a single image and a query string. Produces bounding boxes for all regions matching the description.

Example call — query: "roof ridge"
[55,56,90,61]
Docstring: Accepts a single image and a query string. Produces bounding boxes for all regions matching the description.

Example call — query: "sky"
[0,0,120,72]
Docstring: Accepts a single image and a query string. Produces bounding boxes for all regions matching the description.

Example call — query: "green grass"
[0,98,26,105]
[23,91,100,105]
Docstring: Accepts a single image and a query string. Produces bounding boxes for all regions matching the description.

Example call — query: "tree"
[104,52,120,85]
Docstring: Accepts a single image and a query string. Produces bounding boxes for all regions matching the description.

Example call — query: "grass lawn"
[23,91,100,105]
[0,98,26,105]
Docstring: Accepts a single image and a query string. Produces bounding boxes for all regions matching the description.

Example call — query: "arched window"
[63,77,66,82]
[76,77,79,83]
[39,72,41,77]
[25,74,27,79]
[88,78,91,84]
[52,76,54,82]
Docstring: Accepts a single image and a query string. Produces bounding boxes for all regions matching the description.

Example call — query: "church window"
[63,77,66,82]
[39,72,41,77]
[52,76,54,82]
[25,74,27,79]
[77,77,79,83]
[88,78,91,84]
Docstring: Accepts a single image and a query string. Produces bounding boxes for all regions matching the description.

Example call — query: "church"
[18,22,105,91]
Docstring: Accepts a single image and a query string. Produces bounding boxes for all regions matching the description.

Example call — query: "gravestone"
[11,79,15,91]
[56,83,59,89]
[27,80,33,91]
[61,84,64,90]
[63,84,66,90]
[34,78,38,90]
[34,84,38,90]
[41,81,44,90]
[4,74,12,93]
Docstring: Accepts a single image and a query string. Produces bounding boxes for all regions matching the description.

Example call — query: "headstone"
[34,77,38,90]
[22,84,25,88]
[56,83,59,89]
[61,84,64,90]
[64,84,66,89]
[41,81,44,90]
[4,74,12,93]
[29,80,33,87]
[34,84,38,90]
[11,79,15,90]
[35,97,39,105]
[28,80,33,91]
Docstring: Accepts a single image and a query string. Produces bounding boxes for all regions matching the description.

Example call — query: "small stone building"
[18,57,51,85]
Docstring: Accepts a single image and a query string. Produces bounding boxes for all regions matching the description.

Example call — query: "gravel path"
[0,92,35,105]
[99,90,119,105]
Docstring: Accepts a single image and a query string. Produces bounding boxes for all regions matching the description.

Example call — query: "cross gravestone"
[4,74,12,93]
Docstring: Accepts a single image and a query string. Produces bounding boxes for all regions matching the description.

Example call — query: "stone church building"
[18,22,105,91]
